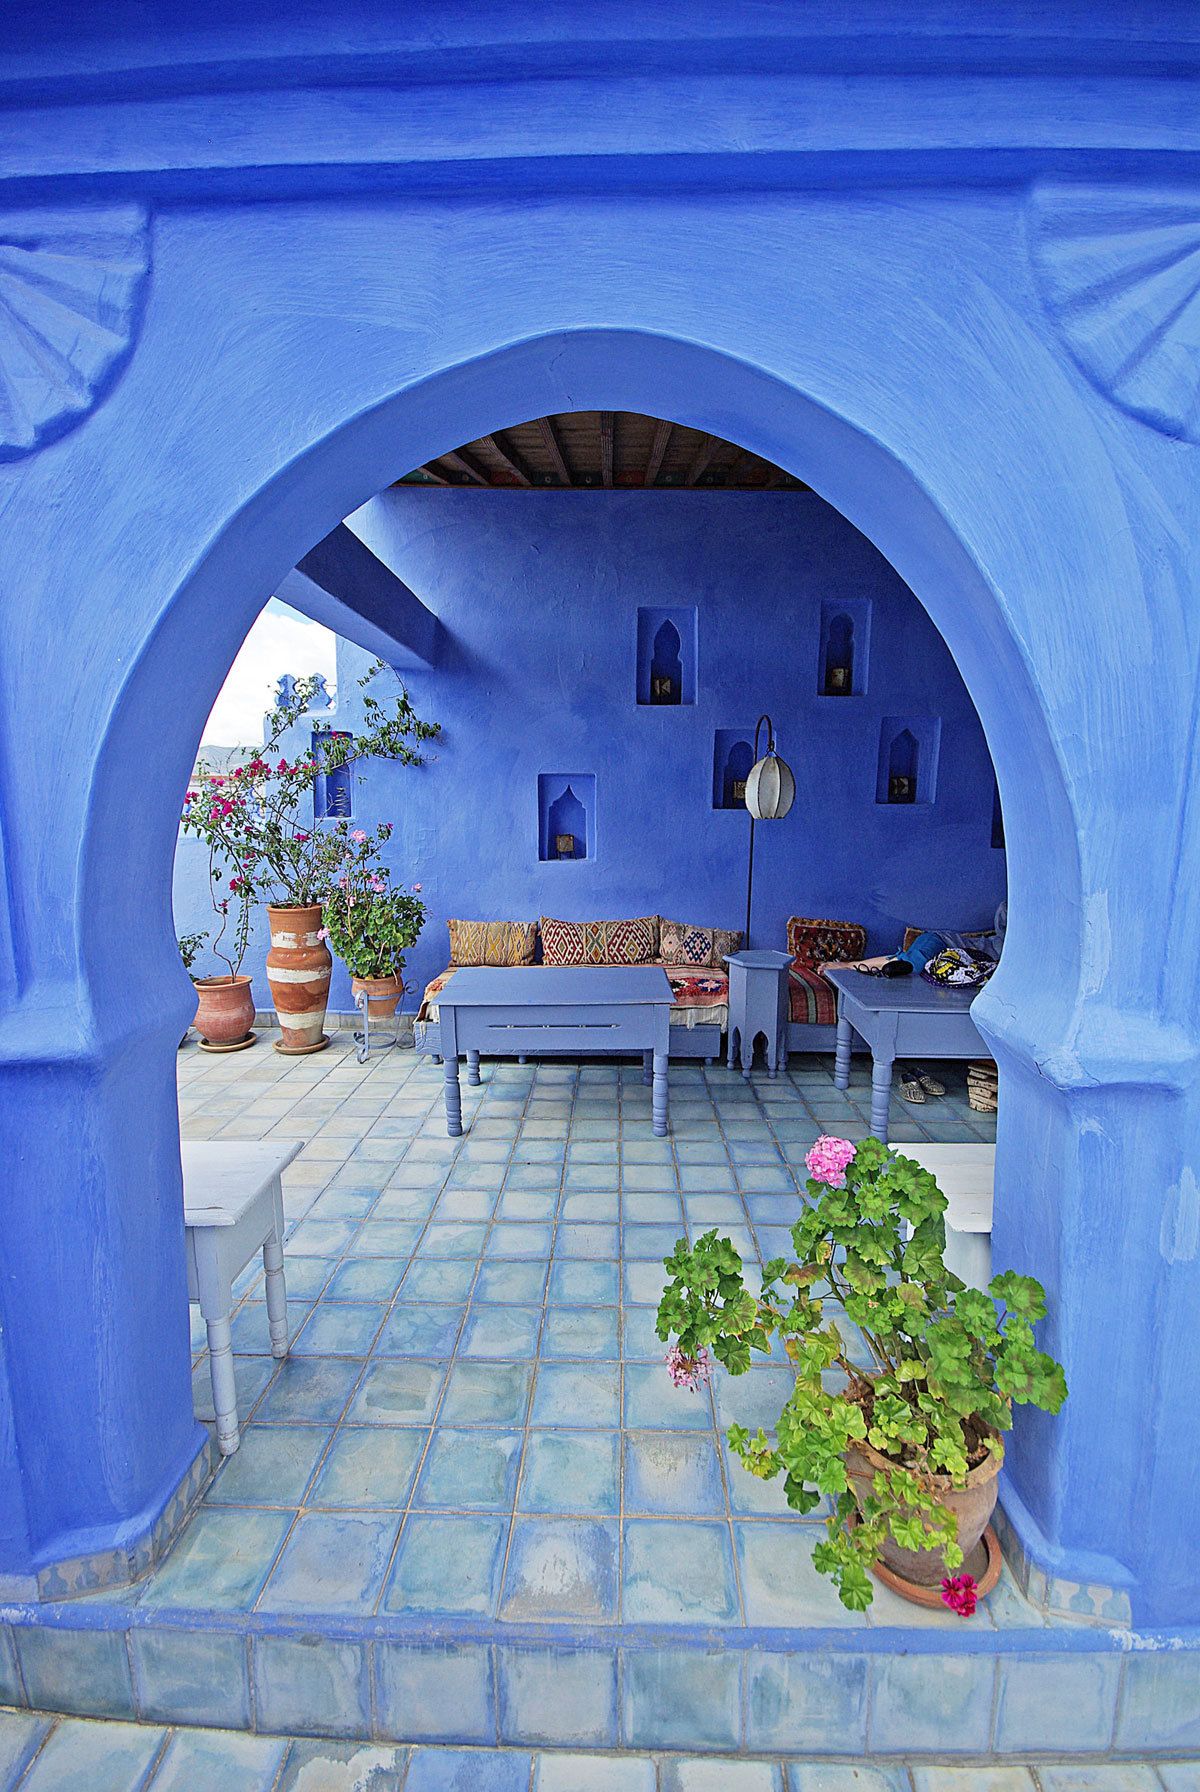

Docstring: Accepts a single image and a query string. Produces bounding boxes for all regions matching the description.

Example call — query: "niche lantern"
[743,713,796,946]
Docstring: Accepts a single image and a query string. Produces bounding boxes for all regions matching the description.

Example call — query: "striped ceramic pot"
[266,905,332,1054]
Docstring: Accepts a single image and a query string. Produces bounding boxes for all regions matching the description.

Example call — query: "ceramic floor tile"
[206,1424,330,1506]
[737,1523,866,1626]
[141,1507,293,1610]
[309,1425,426,1507]
[346,1358,446,1424]
[382,1514,509,1615]
[147,1728,287,1792]
[501,1516,620,1622]
[624,1362,715,1429]
[324,1257,409,1301]
[459,1305,543,1358]
[376,1305,466,1357]
[624,1430,726,1516]
[540,1305,620,1359]
[292,1301,386,1355]
[623,1518,740,1624]
[474,1260,550,1304]
[252,1356,364,1425]
[16,1719,165,1792]
[400,1259,477,1302]
[440,1360,534,1426]
[519,1430,621,1514]
[414,1428,523,1509]
[547,1260,619,1305]
[531,1362,621,1428]
[262,1510,398,1612]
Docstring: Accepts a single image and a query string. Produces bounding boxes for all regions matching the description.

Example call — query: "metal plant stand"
[354,985,399,1064]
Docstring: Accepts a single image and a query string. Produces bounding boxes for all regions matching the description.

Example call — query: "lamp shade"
[745,751,795,820]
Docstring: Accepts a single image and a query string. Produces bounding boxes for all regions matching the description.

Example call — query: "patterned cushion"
[540,916,657,966]
[658,919,743,969]
[789,963,839,1026]
[786,915,867,974]
[447,919,538,968]
[659,966,730,1008]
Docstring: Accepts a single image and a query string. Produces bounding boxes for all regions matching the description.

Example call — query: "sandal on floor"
[898,1072,926,1105]
[916,1069,946,1097]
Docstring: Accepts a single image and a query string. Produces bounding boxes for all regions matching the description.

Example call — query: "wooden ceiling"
[398,412,805,490]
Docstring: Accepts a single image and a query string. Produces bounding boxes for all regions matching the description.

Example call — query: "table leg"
[263,1224,289,1361]
[870,1053,894,1141]
[467,1050,481,1086]
[205,1313,239,1455]
[444,1055,464,1137]
[652,1051,669,1137]
[834,1013,853,1090]
[642,1050,652,1086]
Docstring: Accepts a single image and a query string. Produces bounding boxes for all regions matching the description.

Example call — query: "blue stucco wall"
[329,488,1005,1011]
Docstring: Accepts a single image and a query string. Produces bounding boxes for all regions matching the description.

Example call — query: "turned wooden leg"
[652,1051,669,1137]
[206,1313,240,1455]
[444,1055,464,1137]
[467,1049,481,1086]
[871,1054,894,1142]
[263,1227,289,1360]
[834,1014,853,1090]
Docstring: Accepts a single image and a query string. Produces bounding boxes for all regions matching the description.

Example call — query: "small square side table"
[724,949,793,1079]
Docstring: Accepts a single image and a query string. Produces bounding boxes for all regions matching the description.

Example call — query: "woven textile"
[539,915,657,966]
[447,918,538,968]
[786,915,867,974]
[658,919,743,969]
[788,963,838,1026]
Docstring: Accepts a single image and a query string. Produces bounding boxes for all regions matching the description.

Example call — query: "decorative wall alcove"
[312,728,353,818]
[818,597,871,696]
[636,605,696,705]
[538,772,595,860]
[876,716,941,805]
[712,729,755,809]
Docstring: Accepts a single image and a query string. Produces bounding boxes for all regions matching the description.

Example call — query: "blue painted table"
[436,965,675,1137]
[724,949,793,1079]
[825,965,988,1142]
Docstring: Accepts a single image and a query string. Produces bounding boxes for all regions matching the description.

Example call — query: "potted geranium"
[656,1134,1067,1614]
[321,847,426,1025]
[181,664,438,1055]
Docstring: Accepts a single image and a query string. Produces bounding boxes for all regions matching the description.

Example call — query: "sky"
[201,598,336,750]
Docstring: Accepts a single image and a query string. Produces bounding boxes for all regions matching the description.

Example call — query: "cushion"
[786,915,867,974]
[658,918,743,969]
[540,916,657,966]
[659,965,730,1009]
[447,918,538,968]
[789,962,839,1026]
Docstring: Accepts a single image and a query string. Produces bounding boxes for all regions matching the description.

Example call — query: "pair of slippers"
[898,1068,945,1105]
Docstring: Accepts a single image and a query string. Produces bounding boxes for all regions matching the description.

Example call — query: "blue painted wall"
[332,488,1005,1009]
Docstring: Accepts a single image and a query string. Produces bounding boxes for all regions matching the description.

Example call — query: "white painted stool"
[902,1143,995,1291]
[182,1140,303,1455]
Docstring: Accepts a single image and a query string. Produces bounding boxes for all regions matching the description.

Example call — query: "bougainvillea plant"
[181,663,438,976]
[656,1134,1067,1612]
[177,931,208,976]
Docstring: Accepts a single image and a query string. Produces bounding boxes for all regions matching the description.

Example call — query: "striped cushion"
[447,919,538,967]
[789,963,838,1026]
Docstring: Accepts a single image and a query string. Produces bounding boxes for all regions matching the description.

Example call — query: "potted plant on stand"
[656,1134,1067,1614]
[321,844,427,1050]
[181,665,438,1055]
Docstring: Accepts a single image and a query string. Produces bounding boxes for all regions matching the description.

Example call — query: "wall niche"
[991,780,1006,849]
[818,597,871,696]
[312,728,353,818]
[538,773,596,861]
[636,605,696,706]
[876,716,941,806]
[712,728,755,810]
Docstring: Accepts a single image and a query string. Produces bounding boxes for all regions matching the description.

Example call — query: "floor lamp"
[744,712,796,948]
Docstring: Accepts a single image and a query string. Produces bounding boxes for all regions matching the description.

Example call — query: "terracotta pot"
[845,1435,1002,1587]
[266,905,332,1053]
[193,974,255,1046]
[351,972,404,1021]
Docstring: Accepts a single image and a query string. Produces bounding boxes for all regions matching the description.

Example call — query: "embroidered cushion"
[786,915,867,974]
[540,916,657,966]
[658,919,743,969]
[447,919,538,967]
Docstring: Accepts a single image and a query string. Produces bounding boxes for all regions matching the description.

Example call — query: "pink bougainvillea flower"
[805,1135,857,1187]
[940,1574,978,1617]
[666,1343,713,1392]
[277,759,289,774]
[294,832,309,844]
[412,882,423,893]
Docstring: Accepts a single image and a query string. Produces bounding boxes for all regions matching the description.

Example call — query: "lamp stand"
[744,713,774,948]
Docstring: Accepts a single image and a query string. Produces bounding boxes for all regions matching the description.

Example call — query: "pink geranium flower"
[412,882,423,893]
[351,829,367,844]
[941,1573,978,1617]
[805,1136,857,1187]
[666,1343,713,1392]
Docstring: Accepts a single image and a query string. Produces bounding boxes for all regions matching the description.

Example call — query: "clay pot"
[351,972,404,1021]
[193,975,255,1047]
[266,905,332,1053]
[845,1435,1002,1588]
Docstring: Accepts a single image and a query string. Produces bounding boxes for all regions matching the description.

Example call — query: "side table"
[724,949,793,1079]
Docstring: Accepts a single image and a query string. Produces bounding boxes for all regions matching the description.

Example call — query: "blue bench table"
[825,965,988,1141]
[436,965,675,1137]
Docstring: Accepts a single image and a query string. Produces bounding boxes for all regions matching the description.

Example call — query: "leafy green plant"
[181,661,439,973]
[320,859,427,980]
[177,931,207,976]
[657,1134,1067,1611]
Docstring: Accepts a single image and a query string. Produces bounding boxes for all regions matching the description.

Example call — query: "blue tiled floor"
[0,1709,1186,1792]
[165,1040,1012,1631]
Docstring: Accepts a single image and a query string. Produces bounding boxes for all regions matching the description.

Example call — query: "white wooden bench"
[181,1140,303,1455]
[903,1142,995,1291]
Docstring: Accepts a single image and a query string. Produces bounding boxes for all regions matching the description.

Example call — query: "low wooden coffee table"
[824,965,988,1142]
[436,966,675,1137]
